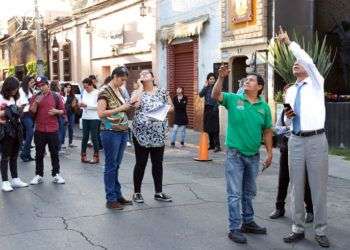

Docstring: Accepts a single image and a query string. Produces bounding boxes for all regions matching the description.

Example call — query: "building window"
[52,49,60,80]
[62,41,72,81]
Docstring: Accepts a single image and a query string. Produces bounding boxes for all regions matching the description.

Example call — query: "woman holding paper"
[132,70,174,203]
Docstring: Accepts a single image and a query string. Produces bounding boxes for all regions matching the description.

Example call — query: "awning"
[159,14,209,43]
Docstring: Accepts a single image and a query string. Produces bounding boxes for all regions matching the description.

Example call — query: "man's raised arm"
[212,65,230,101]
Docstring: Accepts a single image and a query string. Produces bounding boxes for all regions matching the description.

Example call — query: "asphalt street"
[0,136,349,250]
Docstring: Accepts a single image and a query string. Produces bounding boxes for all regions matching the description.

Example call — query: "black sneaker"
[270,208,285,219]
[154,192,172,202]
[241,221,267,234]
[315,235,330,248]
[283,232,305,243]
[133,193,144,203]
[170,143,175,148]
[214,147,222,153]
[228,230,247,244]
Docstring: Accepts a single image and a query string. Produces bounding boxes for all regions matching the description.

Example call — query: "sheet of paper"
[145,105,171,121]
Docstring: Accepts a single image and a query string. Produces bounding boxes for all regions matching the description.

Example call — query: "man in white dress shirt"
[278,27,330,248]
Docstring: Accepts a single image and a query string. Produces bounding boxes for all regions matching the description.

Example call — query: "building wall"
[157,0,222,89]
[48,0,156,84]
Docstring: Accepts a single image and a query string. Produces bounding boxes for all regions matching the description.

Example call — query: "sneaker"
[11,178,29,188]
[228,230,247,244]
[180,142,185,147]
[154,192,172,202]
[127,142,132,147]
[2,181,14,192]
[170,142,175,148]
[61,146,67,150]
[69,144,77,148]
[30,175,43,185]
[133,193,144,203]
[240,221,267,234]
[53,174,65,184]
[315,235,330,248]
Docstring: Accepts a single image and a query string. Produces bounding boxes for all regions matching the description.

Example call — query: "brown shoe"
[106,201,124,210]
[81,153,89,163]
[89,152,99,164]
[118,197,133,205]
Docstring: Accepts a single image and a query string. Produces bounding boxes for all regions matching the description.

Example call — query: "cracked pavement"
[0,137,350,250]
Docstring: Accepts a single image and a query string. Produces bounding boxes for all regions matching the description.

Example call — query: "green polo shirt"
[220,92,272,156]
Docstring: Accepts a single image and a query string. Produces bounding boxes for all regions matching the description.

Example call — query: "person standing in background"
[80,78,100,164]
[170,87,188,147]
[199,73,221,152]
[29,76,66,185]
[63,83,78,148]
[19,75,35,162]
[0,77,29,192]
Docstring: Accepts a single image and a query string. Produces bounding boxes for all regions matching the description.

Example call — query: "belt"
[292,128,325,137]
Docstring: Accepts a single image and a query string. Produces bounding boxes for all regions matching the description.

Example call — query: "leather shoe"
[228,230,247,244]
[283,232,305,243]
[241,221,267,234]
[106,201,124,210]
[305,212,314,223]
[118,197,133,205]
[269,208,285,219]
[315,235,330,248]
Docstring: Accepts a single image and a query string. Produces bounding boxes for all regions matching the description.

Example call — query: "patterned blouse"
[98,85,129,132]
[132,88,168,147]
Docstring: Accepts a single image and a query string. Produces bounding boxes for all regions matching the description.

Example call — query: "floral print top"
[132,88,168,147]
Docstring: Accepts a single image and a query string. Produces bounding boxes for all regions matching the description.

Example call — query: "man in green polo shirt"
[212,65,273,244]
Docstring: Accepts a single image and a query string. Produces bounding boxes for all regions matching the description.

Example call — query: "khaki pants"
[288,133,328,236]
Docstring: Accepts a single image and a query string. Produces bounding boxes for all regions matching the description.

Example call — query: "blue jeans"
[67,113,75,145]
[20,113,34,159]
[101,130,128,202]
[58,116,66,150]
[170,125,186,144]
[225,149,260,231]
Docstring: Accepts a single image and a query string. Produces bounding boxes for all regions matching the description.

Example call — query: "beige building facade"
[47,0,156,90]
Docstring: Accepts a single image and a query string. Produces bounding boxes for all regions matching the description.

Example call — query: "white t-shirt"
[81,89,99,120]
[18,87,33,112]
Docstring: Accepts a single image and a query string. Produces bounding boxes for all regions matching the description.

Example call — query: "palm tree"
[265,33,336,85]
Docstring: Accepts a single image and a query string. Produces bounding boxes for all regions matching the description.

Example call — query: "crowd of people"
[0,28,330,248]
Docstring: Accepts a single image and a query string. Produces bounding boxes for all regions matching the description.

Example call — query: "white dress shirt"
[285,42,326,131]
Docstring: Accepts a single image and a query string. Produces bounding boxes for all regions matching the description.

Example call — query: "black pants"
[1,136,20,181]
[34,131,60,177]
[133,137,164,193]
[276,146,313,213]
[208,132,220,149]
[81,119,100,154]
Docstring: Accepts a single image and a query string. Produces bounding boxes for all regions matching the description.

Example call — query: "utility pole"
[34,0,45,76]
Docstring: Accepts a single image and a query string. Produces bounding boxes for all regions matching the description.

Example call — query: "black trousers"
[1,136,20,181]
[133,137,164,193]
[34,131,60,177]
[276,144,313,213]
[208,132,220,149]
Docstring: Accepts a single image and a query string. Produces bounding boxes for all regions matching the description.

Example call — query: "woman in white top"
[0,77,28,192]
[18,76,35,162]
[80,78,100,164]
